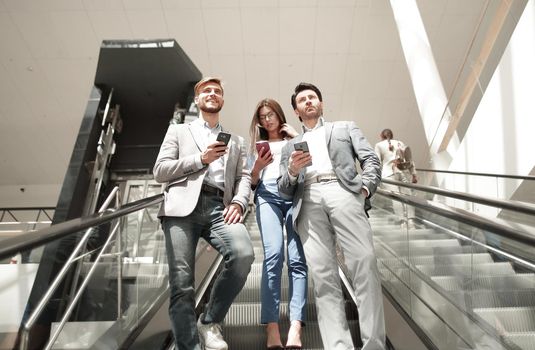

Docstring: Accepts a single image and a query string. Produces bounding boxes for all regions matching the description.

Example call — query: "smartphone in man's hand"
[255,141,270,155]
[293,141,312,166]
[216,132,231,145]
[293,141,309,153]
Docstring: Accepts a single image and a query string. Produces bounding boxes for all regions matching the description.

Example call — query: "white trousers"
[297,181,386,350]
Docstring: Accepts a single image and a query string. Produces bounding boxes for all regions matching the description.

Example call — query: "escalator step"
[475,306,535,333]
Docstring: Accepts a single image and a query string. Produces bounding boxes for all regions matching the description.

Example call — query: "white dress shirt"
[190,117,225,191]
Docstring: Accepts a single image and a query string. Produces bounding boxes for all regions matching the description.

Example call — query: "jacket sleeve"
[277,142,296,201]
[349,122,382,195]
[153,124,205,183]
[231,136,252,210]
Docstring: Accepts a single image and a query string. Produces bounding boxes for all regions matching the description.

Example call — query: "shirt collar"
[192,116,221,131]
[301,117,325,133]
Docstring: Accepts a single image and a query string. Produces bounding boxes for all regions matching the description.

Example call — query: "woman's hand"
[253,148,273,173]
[280,123,298,139]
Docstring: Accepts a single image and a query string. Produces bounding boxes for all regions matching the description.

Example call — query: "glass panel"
[49,200,168,347]
[370,194,535,349]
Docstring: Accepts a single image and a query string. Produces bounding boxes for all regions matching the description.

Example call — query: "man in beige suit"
[278,82,385,350]
[154,77,254,350]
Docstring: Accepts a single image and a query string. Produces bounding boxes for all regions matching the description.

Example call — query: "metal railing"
[0,194,163,262]
[381,178,535,217]
[416,168,535,181]
[19,187,121,349]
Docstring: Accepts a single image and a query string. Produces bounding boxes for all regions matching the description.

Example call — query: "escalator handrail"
[416,168,535,181]
[377,188,535,247]
[0,193,163,261]
[382,178,535,217]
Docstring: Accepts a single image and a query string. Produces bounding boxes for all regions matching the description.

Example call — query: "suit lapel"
[188,122,205,151]
[325,122,333,147]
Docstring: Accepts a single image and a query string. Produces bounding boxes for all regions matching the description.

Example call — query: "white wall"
[444,0,535,212]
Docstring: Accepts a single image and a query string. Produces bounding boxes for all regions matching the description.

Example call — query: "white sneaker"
[197,314,228,350]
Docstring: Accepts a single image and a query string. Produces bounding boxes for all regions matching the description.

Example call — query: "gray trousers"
[297,181,385,350]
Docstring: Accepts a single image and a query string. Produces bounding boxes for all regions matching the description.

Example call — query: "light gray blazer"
[278,120,381,230]
[153,122,251,218]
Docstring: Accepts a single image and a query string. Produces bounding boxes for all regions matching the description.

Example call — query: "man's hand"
[288,150,312,176]
[201,141,227,165]
[223,203,243,224]
[412,174,418,184]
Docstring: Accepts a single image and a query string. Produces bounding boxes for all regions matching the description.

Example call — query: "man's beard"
[199,104,222,114]
[302,106,322,119]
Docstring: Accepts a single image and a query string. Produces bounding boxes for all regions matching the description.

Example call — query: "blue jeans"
[162,192,254,349]
[255,180,307,324]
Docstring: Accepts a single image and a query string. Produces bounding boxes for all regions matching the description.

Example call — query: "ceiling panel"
[203,8,243,55]
[202,0,239,9]
[315,7,354,54]
[126,10,168,39]
[320,92,343,120]
[0,13,33,63]
[312,54,348,95]
[0,64,34,126]
[49,11,100,58]
[241,7,279,55]
[161,0,200,9]
[318,0,355,7]
[82,0,124,11]
[385,60,415,100]
[3,0,84,12]
[240,0,277,8]
[0,0,490,199]
[244,55,279,106]
[87,11,133,40]
[279,7,316,54]
[3,59,63,127]
[361,14,402,60]
[122,0,163,11]
[165,9,207,55]
[11,12,64,59]
[279,0,317,7]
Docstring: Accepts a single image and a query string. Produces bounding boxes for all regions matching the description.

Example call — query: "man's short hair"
[291,82,323,109]
[194,77,223,96]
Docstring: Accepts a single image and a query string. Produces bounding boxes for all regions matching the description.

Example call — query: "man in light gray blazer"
[278,82,385,350]
[153,77,254,350]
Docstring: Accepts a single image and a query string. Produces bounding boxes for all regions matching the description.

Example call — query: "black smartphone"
[293,141,309,153]
[216,132,231,145]
[294,141,312,166]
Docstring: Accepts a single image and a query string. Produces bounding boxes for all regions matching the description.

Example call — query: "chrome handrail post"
[44,220,121,350]
[19,186,119,350]
[116,194,123,320]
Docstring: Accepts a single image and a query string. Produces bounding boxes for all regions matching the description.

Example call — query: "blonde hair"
[194,77,223,96]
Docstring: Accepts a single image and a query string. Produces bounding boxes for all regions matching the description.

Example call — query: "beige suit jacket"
[278,120,381,230]
[153,122,251,218]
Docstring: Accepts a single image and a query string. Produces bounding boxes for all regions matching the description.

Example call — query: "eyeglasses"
[258,112,276,122]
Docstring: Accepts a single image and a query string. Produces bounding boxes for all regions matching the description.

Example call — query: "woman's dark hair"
[248,98,287,155]
[380,128,394,151]
[291,82,323,110]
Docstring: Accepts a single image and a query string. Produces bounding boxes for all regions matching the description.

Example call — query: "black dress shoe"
[285,346,302,349]
[267,346,284,350]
